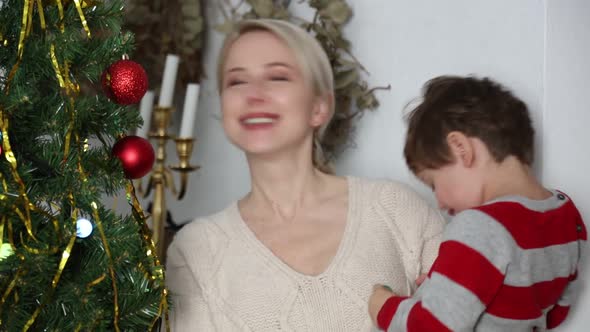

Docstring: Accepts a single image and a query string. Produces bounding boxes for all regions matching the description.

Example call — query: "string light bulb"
[76,218,93,238]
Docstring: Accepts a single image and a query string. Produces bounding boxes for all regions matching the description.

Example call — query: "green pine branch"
[0,0,166,330]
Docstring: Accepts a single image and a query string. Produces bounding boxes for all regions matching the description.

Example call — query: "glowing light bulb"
[76,218,93,238]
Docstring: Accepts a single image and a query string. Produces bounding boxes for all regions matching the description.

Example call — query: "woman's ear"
[446,131,474,167]
[310,94,333,128]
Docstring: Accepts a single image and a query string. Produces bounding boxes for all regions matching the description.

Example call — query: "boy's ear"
[446,131,474,167]
[310,94,333,128]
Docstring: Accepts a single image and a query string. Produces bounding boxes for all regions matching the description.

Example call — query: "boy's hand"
[369,284,395,326]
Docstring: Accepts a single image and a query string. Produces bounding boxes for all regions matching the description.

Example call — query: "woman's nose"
[245,80,266,105]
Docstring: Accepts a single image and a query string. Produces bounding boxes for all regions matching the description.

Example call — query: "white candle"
[179,83,200,138]
[137,90,155,138]
[158,54,180,108]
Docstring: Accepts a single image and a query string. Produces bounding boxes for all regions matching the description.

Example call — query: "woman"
[166,19,445,331]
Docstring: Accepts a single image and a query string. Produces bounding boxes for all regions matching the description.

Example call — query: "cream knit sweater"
[165,177,445,331]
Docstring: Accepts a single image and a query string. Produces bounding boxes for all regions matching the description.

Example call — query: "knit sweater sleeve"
[165,218,226,331]
[165,238,215,331]
[375,181,446,281]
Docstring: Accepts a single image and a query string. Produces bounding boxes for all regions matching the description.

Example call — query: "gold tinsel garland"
[0,0,168,330]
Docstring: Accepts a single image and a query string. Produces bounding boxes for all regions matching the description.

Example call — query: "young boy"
[369,75,587,331]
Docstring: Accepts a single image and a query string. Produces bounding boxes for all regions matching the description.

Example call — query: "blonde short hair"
[217,19,335,122]
[217,19,336,171]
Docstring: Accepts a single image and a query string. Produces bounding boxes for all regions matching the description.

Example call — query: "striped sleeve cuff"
[547,304,570,329]
[377,296,408,330]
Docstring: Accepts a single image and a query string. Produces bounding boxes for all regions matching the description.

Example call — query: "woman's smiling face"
[220,30,328,157]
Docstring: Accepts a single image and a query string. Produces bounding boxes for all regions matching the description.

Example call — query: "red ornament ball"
[112,136,155,179]
[101,60,148,105]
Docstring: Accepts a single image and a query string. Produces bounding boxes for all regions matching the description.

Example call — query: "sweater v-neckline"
[231,176,357,279]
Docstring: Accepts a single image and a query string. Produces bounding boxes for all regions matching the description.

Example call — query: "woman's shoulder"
[175,204,234,239]
[167,203,239,269]
[350,176,428,206]
[350,176,444,236]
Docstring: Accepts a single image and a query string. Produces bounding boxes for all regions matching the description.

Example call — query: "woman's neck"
[243,151,329,223]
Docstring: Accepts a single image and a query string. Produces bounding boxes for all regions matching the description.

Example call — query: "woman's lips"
[240,112,279,129]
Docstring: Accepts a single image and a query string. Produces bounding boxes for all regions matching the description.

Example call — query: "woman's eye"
[226,79,245,87]
[270,76,289,81]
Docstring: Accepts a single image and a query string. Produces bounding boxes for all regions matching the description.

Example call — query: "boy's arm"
[374,210,510,331]
[547,213,587,329]
[546,272,578,329]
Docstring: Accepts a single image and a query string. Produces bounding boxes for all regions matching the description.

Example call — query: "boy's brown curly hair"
[404,75,535,173]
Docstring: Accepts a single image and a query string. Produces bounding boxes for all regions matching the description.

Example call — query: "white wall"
[543,0,590,330]
[157,0,589,329]
[170,0,547,216]
[334,0,545,200]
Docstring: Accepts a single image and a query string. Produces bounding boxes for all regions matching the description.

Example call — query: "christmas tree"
[0,0,167,330]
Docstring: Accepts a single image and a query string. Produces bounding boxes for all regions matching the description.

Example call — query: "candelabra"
[139,106,199,262]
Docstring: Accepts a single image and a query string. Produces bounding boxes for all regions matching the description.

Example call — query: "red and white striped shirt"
[378,190,587,331]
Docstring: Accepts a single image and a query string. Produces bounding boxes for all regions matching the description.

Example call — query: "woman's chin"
[242,145,282,157]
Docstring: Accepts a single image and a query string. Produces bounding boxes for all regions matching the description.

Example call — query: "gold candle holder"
[138,106,199,262]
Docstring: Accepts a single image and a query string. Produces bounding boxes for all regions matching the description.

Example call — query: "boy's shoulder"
[465,190,580,230]
[448,190,585,249]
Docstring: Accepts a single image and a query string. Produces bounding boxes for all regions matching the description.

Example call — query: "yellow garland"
[50,46,81,100]
[23,230,76,331]
[35,0,47,29]
[19,232,59,255]
[75,134,87,180]
[49,45,67,88]
[0,215,22,326]
[0,172,9,202]
[5,0,90,93]
[0,32,8,47]
[0,113,36,241]
[73,129,123,329]
[68,126,121,328]
[73,272,107,332]
[19,203,61,255]
[5,0,34,92]
[86,273,107,291]
[126,182,169,331]
[55,0,65,32]
[1,0,167,328]
[16,193,77,330]
[73,0,91,38]
[0,217,4,250]
[0,217,19,325]
[0,269,22,325]
[91,201,121,332]
[5,216,17,254]
[2,0,91,328]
